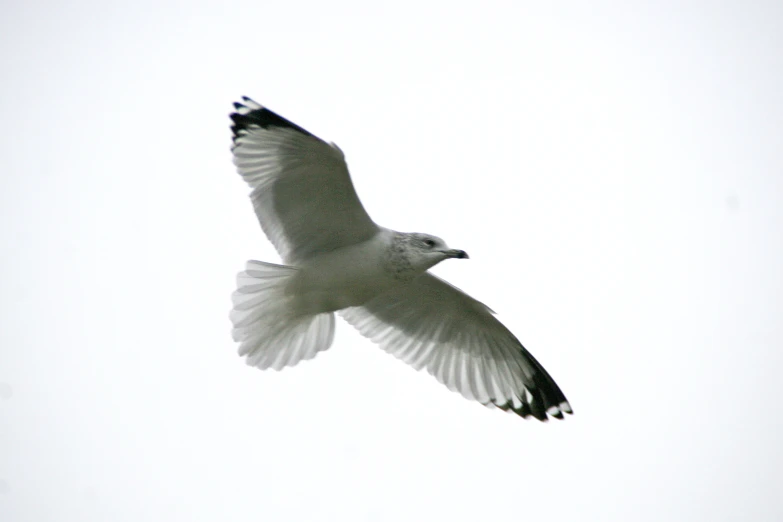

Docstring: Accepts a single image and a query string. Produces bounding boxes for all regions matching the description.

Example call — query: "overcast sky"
[1,1,782,521]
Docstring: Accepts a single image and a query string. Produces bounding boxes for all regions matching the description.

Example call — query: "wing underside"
[341,273,572,421]
[231,97,379,263]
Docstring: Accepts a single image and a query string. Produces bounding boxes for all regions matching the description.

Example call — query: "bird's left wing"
[231,97,379,263]
[340,273,572,420]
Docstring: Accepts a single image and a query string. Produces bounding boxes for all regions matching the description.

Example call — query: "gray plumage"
[228,97,572,421]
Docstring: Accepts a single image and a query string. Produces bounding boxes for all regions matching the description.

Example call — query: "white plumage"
[229,97,572,420]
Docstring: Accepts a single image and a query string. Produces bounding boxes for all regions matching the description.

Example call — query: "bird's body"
[228,97,572,421]
[286,228,402,314]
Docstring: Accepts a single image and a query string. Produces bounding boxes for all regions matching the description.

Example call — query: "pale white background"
[1,1,782,521]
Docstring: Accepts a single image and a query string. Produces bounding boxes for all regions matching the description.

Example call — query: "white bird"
[229,97,572,421]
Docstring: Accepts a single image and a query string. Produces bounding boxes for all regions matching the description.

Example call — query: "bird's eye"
[423,239,436,248]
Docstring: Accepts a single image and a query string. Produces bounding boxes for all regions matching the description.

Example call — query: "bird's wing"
[231,97,380,263]
[340,273,572,420]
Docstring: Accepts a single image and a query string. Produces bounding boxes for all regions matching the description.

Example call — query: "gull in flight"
[228,97,572,420]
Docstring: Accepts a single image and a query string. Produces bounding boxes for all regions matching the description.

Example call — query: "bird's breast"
[285,234,400,314]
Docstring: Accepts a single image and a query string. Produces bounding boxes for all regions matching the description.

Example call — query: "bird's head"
[401,232,469,272]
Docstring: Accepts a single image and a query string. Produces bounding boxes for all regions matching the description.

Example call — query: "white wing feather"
[231,98,379,264]
[341,273,572,420]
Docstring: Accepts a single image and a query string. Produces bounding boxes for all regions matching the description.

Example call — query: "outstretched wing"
[231,97,379,263]
[340,273,572,421]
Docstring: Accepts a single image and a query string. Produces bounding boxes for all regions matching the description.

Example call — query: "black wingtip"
[494,383,573,421]
[517,345,574,421]
[230,97,314,142]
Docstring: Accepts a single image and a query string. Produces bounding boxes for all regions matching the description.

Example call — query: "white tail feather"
[231,260,335,370]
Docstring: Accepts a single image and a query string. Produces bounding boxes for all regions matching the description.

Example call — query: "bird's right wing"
[231,97,380,263]
[340,273,572,420]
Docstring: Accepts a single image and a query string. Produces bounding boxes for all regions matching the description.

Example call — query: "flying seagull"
[228,97,572,421]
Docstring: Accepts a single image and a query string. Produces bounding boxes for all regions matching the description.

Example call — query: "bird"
[228,96,572,421]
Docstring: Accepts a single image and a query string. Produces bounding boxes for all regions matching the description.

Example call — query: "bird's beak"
[443,249,469,259]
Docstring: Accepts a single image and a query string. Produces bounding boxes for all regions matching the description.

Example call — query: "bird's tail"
[230,260,335,370]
